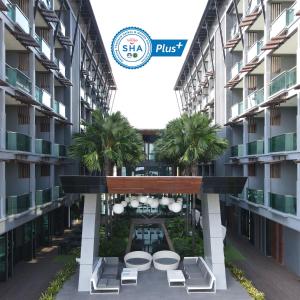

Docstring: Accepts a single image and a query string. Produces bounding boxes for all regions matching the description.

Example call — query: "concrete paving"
[228,234,300,300]
[57,268,251,300]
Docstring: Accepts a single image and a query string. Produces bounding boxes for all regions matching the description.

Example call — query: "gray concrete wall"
[6,162,30,196]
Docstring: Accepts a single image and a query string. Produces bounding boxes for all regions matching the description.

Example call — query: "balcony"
[53,143,66,157]
[6,64,31,94]
[6,0,30,34]
[269,67,296,96]
[40,0,52,10]
[86,95,92,107]
[6,131,31,152]
[55,58,66,77]
[270,4,296,38]
[34,34,51,61]
[35,188,52,206]
[53,186,64,200]
[269,133,297,152]
[53,100,66,118]
[6,192,31,216]
[231,144,244,157]
[35,86,51,108]
[246,0,260,16]
[231,23,239,39]
[270,193,296,215]
[58,20,66,36]
[231,61,243,79]
[246,87,264,109]
[247,39,263,62]
[231,101,243,118]
[247,188,264,205]
[35,139,51,155]
[247,140,264,155]
[80,86,85,99]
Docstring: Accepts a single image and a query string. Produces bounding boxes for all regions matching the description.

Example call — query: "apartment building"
[175,0,300,276]
[0,0,116,281]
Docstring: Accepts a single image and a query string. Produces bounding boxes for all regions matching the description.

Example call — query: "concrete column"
[0,89,5,149]
[0,19,5,79]
[243,119,248,156]
[201,193,227,290]
[30,163,36,207]
[29,51,35,100]
[29,106,36,153]
[50,117,55,155]
[297,164,300,217]
[297,93,300,151]
[264,108,270,153]
[50,164,54,200]
[264,163,271,207]
[0,162,6,219]
[78,194,100,292]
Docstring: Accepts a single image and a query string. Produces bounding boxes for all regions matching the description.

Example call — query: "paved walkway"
[0,227,81,300]
[228,233,300,300]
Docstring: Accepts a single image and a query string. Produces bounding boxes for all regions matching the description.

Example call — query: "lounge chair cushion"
[186,277,211,288]
[107,279,120,289]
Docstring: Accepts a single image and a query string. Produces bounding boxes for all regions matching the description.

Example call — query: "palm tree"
[68,110,144,176]
[69,110,144,238]
[155,112,228,251]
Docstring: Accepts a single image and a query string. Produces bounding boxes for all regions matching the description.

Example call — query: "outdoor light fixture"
[130,199,139,208]
[113,203,124,214]
[139,195,148,204]
[160,197,170,206]
[150,199,159,208]
[170,202,182,213]
[121,200,128,207]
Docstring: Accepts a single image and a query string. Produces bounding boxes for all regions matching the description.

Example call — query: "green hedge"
[227,262,265,299]
[39,248,79,300]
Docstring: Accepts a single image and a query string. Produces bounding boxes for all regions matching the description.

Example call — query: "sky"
[91,0,207,129]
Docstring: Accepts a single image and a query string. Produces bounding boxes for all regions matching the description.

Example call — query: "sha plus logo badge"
[111,27,152,69]
[111,27,187,69]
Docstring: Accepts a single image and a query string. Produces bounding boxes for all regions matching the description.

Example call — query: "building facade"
[0,0,116,281]
[175,0,300,276]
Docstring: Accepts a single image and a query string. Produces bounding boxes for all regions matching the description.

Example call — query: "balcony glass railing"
[6,131,31,152]
[6,64,31,93]
[55,58,66,77]
[231,144,244,157]
[247,39,263,62]
[53,186,64,200]
[53,100,66,118]
[231,23,239,39]
[35,86,51,108]
[247,140,264,155]
[40,0,52,10]
[34,34,51,61]
[53,143,67,157]
[80,86,85,99]
[6,0,30,34]
[6,192,31,216]
[59,20,66,36]
[270,4,295,38]
[35,139,51,155]
[269,132,297,152]
[231,101,243,118]
[247,188,264,205]
[246,0,260,16]
[269,67,297,96]
[270,193,296,215]
[35,188,52,206]
[231,61,243,79]
[246,87,264,109]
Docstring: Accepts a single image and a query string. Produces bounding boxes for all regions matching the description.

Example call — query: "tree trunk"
[191,163,198,253]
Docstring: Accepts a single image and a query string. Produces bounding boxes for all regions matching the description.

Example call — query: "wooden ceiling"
[106,176,202,194]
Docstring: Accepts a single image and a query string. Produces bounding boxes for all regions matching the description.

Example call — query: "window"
[40,164,50,177]
[40,117,50,132]
[248,164,256,176]
[271,163,281,178]
[270,107,281,126]
[18,163,30,178]
[18,106,30,125]
[271,56,282,75]
[248,117,256,133]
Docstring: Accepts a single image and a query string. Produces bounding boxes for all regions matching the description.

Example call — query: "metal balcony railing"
[34,34,51,61]
[246,87,264,109]
[269,67,296,96]
[6,0,30,34]
[53,100,66,118]
[35,86,51,108]
[6,64,31,93]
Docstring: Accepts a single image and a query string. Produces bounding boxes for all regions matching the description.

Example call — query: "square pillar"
[30,163,36,207]
[29,106,36,153]
[0,162,6,219]
[78,194,100,292]
[264,163,271,207]
[297,163,300,218]
[0,89,5,149]
[201,193,227,290]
